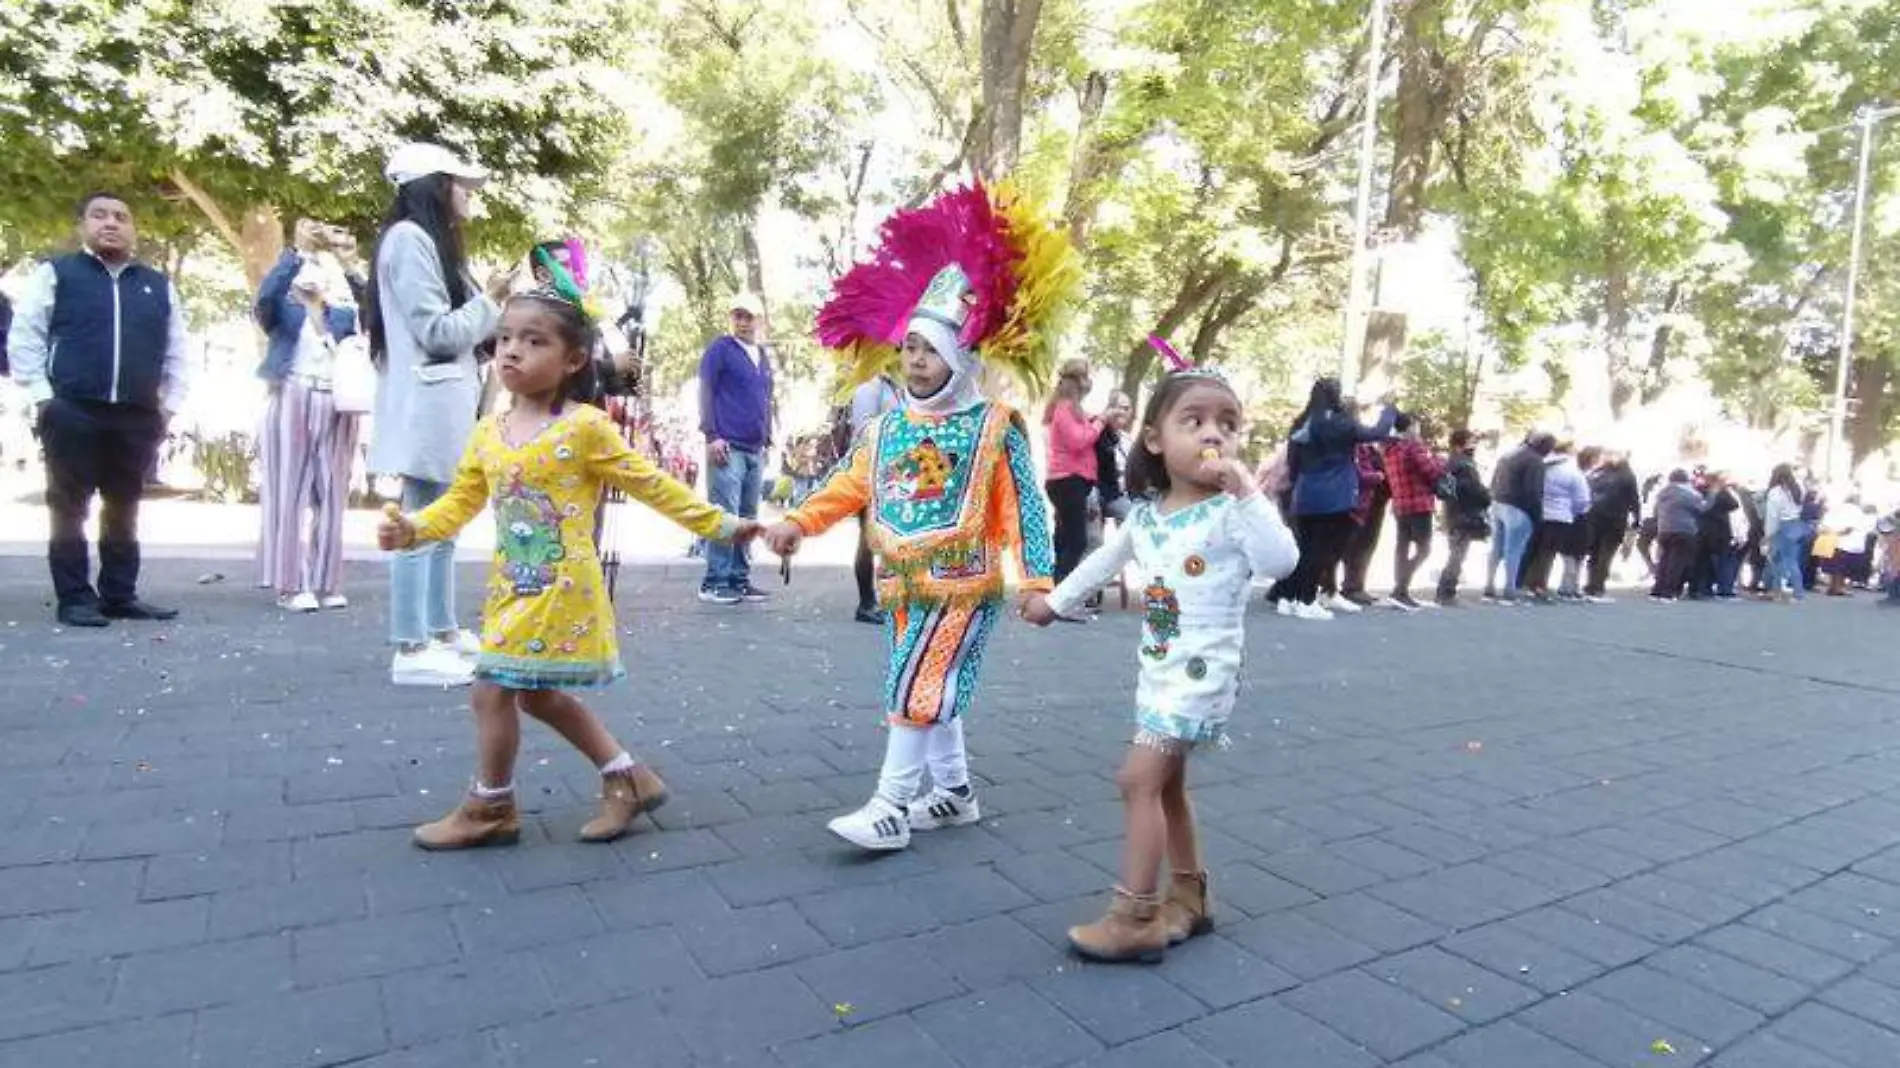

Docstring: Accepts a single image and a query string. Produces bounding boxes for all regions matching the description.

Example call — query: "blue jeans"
[1769,523,1809,597]
[703,445,763,591]
[1486,504,1534,596]
[390,477,457,646]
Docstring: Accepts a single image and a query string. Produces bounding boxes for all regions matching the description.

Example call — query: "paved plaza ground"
[6,555,1900,1067]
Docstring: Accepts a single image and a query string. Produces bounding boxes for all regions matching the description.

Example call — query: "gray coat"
[368,221,500,484]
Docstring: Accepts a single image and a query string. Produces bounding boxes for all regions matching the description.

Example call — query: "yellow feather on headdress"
[986,179,1084,398]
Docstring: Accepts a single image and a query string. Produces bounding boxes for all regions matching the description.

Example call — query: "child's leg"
[516,689,621,766]
[1116,746,1174,897]
[1159,755,1201,876]
[472,682,522,791]
[875,723,933,807]
[924,718,970,793]
[517,689,667,842]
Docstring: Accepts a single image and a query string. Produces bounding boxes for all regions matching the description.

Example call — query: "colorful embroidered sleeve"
[995,420,1055,591]
[1045,515,1134,618]
[580,409,737,542]
[413,426,493,543]
[785,430,873,537]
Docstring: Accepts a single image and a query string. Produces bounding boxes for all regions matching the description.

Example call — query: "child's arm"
[994,419,1057,593]
[1041,520,1136,621]
[581,410,745,542]
[1213,457,1299,581]
[406,437,491,544]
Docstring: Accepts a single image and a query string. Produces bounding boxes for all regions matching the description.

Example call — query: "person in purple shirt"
[698,293,776,604]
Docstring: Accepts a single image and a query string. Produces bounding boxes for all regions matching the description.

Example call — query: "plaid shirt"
[1385,437,1446,518]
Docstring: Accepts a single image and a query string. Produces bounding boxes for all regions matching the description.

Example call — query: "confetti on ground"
[1650,1038,1676,1055]
[833,1003,854,1017]
[1464,740,1484,752]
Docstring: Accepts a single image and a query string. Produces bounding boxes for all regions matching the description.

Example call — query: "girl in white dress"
[1024,369,1298,963]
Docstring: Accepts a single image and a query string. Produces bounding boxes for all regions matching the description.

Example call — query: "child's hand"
[1199,452,1258,499]
[1019,592,1058,627]
[763,521,804,557]
[730,520,766,547]
[378,503,417,550]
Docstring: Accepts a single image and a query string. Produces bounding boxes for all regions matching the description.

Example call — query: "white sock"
[472,780,513,799]
[599,751,636,775]
[874,724,933,807]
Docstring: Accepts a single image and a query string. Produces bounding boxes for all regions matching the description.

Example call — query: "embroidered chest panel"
[870,406,999,542]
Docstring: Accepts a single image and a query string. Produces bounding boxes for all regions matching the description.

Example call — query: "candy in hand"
[1200,447,1221,462]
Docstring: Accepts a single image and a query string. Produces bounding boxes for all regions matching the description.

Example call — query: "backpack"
[1433,469,1460,503]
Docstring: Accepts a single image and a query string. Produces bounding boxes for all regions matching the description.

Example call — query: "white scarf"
[904,317,986,416]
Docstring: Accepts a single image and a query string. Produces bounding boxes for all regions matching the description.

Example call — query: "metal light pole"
[1340,0,1391,395]
[1827,104,1900,481]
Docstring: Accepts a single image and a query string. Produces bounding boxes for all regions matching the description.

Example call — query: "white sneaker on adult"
[827,797,911,851]
[391,645,475,687]
[908,788,981,831]
[1293,601,1334,621]
[320,593,349,610]
[434,629,482,660]
[1326,595,1363,614]
[279,591,320,613]
[1275,599,1294,617]
[1585,595,1615,605]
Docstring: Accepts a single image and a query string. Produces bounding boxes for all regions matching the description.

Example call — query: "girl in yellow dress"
[379,281,759,849]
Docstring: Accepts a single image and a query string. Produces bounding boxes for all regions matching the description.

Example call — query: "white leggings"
[875,719,969,805]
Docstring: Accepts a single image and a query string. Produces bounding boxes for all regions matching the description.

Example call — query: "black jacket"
[1444,453,1492,535]
[1491,446,1546,520]
[1094,428,1127,508]
[1586,463,1641,532]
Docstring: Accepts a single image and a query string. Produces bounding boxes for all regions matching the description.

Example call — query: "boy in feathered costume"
[763,182,1079,851]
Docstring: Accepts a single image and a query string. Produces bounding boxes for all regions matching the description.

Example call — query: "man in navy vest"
[696,293,775,605]
[8,192,189,628]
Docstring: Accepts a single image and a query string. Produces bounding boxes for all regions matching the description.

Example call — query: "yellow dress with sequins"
[411,406,739,690]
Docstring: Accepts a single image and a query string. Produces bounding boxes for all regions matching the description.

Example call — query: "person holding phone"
[362,142,516,686]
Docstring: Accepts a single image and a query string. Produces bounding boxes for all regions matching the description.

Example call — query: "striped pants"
[257,380,360,595]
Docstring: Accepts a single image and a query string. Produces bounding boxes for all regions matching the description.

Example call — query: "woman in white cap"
[363,142,517,686]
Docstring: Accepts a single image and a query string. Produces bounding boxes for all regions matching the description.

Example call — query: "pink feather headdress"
[816,180,1080,394]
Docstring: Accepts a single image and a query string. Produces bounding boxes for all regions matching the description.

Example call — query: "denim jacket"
[253,249,360,382]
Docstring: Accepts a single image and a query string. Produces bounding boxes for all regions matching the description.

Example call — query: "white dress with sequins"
[1045,493,1298,749]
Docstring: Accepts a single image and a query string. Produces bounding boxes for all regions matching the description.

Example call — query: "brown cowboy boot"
[579,764,669,842]
[1161,870,1215,945]
[1068,886,1168,964]
[413,793,520,851]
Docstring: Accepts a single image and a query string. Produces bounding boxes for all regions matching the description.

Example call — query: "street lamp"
[1340,0,1391,395]
[1826,103,1900,482]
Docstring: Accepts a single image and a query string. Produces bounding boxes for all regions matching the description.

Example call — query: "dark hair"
[1288,376,1343,439]
[1124,373,1241,499]
[1450,428,1475,451]
[1393,411,1415,434]
[75,191,129,219]
[1769,463,1799,497]
[506,293,600,413]
[1668,468,1690,484]
[363,174,471,365]
[1577,446,1601,469]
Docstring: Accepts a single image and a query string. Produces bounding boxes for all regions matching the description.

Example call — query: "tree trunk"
[975,0,1044,180]
[168,169,283,289]
[1384,0,1440,242]
[1603,207,1635,419]
[1847,356,1894,470]
[1118,262,1232,397]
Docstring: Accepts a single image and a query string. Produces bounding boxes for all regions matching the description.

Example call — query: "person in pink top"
[1044,358,1101,583]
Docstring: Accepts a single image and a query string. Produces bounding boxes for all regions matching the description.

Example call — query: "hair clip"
[1147,334,1228,383]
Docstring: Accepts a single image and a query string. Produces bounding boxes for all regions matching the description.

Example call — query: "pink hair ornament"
[1147,333,1190,372]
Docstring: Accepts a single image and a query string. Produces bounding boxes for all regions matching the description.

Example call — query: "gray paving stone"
[531,925,706,1008]
[208,872,368,939]
[775,1014,958,1068]
[27,896,209,965]
[993,850,1113,903]
[1064,1030,1227,1068]
[1153,934,1298,1009]
[662,967,841,1062]
[918,914,1066,988]
[1503,906,1658,967]
[140,840,291,899]
[291,911,462,986]
[1206,860,1319,917]
[913,980,1105,1067]
[583,869,735,930]
[1819,975,1900,1033]
[1565,885,1708,943]
[349,1033,508,1068]
[0,961,115,1042]
[1256,847,1385,895]
[890,865,1035,924]
[110,931,294,1014]
[1280,968,1467,1060]
[1226,909,1380,980]
[1698,923,1855,986]
[1710,1033,1854,1068]
[794,939,964,1024]
[194,980,389,1068]
[675,901,831,976]
[796,881,942,947]
[1433,1017,1612,1068]
[1746,902,1891,964]
[1029,965,1205,1045]
[1646,944,1813,1016]
[0,1012,195,1068]
[1581,964,1765,1045]
[0,859,144,918]
[1295,891,1445,953]
[1184,998,1380,1068]
[381,953,555,1047]
[1440,921,1607,994]
[1519,990,1711,1066]
[1365,946,1542,1024]
[76,813,223,860]
[449,884,603,957]
[1770,1002,1900,1067]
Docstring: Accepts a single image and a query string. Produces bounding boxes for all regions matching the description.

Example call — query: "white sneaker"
[827,797,910,851]
[433,629,482,659]
[279,591,320,614]
[392,645,475,687]
[1326,595,1363,614]
[1275,599,1294,617]
[1293,601,1334,621]
[1585,595,1614,605]
[320,593,349,610]
[908,788,981,831]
